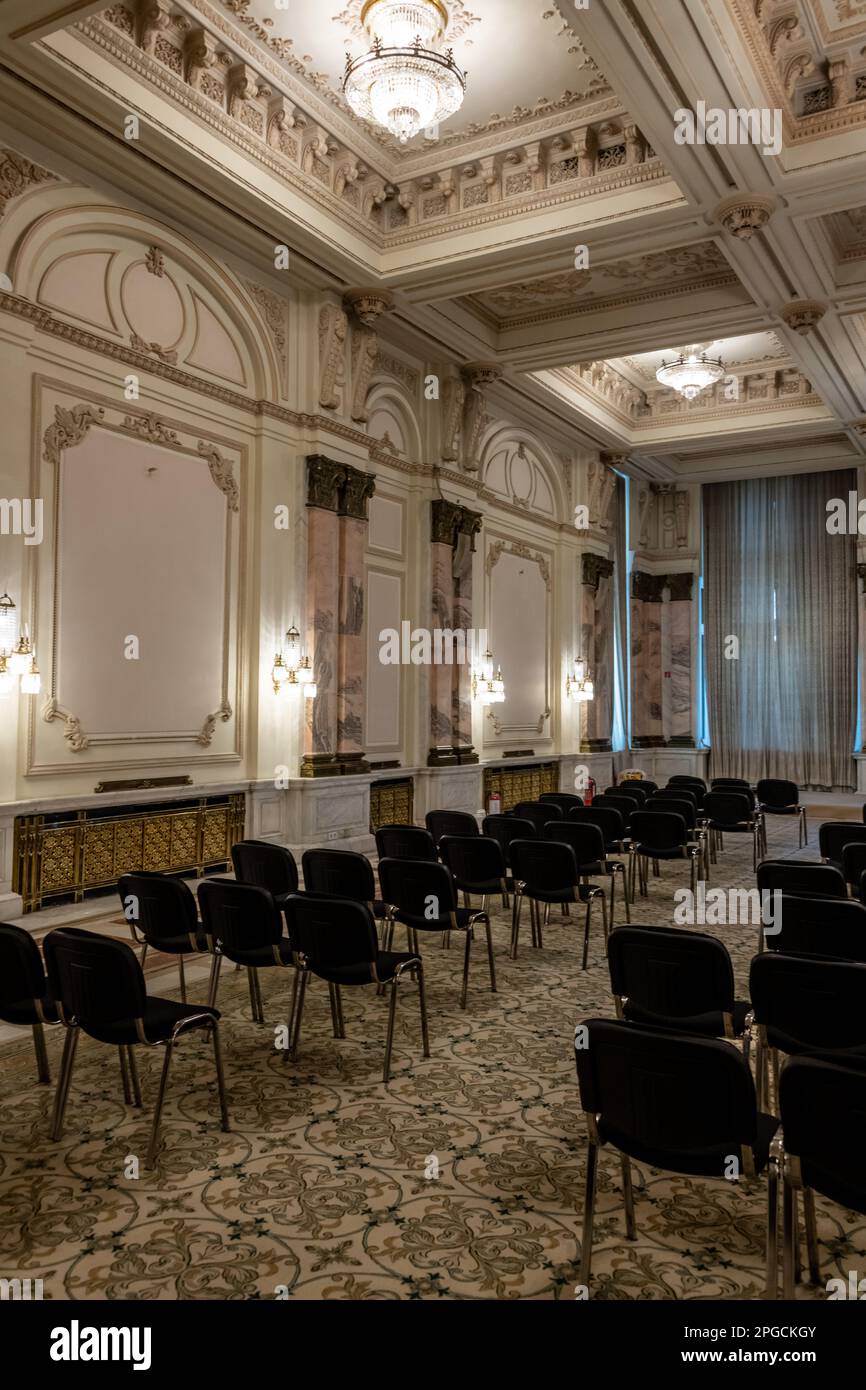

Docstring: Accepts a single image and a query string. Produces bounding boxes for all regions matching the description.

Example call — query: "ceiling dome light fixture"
[343,0,467,144]
[656,349,725,401]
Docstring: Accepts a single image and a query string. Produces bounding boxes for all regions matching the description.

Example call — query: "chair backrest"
[117,871,199,948]
[607,924,734,1024]
[557,805,626,847]
[374,824,438,861]
[513,801,562,834]
[770,893,866,962]
[377,857,456,925]
[592,795,637,823]
[439,835,505,891]
[652,788,697,813]
[749,951,866,1052]
[842,842,866,890]
[197,878,283,954]
[231,839,299,896]
[630,810,687,850]
[481,815,536,864]
[282,894,378,977]
[669,775,707,792]
[711,778,751,790]
[509,839,577,895]
[646,796,696,830]
[301,848,376,905]
[818,821,866,866]
[756,860,846,899]
[539,792,584,813]
[425,809,479,843]
[605,785,644,805]
[0,922,49,1013]
[756,778,800,809]
[44,927,145,1031]
[701,791,753,827]
[779,1056,866,1217]
[574,1018,758,1166]
[544,819,605,868]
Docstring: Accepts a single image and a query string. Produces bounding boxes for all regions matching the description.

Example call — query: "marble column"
[302,456,346,777]
[428,499,481,766]
[336,467,376,773]
[666,572,694,746]
[581,554,615,750]
[631,570,666,747]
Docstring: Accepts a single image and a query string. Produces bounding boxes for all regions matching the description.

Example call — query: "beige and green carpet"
[2,816,864,1300]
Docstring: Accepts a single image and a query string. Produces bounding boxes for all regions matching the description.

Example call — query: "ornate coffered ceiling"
[2,0,866,481]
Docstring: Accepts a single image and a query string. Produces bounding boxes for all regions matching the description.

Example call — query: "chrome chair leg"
[334,984,346,1038]
[290,971,308,1059]
[803,1187,820,1285]
[416,963,430,1057]
[782,1180,797,1299]
[127,1046,142,1107]
[328,982,341,1038]
[383,976,399,1084]
[535,900,545,949]
[766,1147,779,1299]
[286,966,299,1047]
[510,892,523,958]
[582,900,592,971]
[211,1023,230,1132]
[207,952,223,1009]
[460,927,472,1010]
[119,1046,132,1105]
[484,919,497,992]
[621,1155,636,1240]
[50,1026,79,1141]
[178,955,187,1005]
[146,1041,174,1169]
[32,1022,50,1084]
[580,1141,599,1287]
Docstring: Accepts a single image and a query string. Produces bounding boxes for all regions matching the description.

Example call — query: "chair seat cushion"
[0,995,58,1026]
[623,998,749,1040]
[522,884,599,904]
[633,844,697,860]
[706,821,751,833]
[144,931,210,956]
[315,951,419,986]
[760,804,799,815]
[599,1108,776,1177]
[394,906,486,931]
[222,938,295,967]
[87,998,221,1045]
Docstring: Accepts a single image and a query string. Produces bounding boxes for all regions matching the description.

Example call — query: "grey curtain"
[704,470,857,789]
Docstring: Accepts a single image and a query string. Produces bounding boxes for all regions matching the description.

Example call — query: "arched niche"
[479,425,565,522]
[366,379,423,461]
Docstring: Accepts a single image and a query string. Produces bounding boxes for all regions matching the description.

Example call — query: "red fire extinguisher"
[584,776,596,805]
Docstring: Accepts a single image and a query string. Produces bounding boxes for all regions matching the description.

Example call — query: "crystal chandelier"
[656,348,724,400]
[343,0,467,144]
[566,658,594,702]
[472,649,505,705]
[272,624,316,698]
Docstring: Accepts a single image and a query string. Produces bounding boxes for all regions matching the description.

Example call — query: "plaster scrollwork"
[42,698,90,752]
[0,147,59,215]
[318,303,348,410]
[196,699,233,747]
[43,404,106,466]
[130,332,178,364]
[485,538,552,590]
[120,412,180,446]
[197,440,240,511]
[441,374,466,462]
[461,363,503,474]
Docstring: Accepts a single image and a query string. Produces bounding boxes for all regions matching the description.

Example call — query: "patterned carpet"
[2,815,864,1301]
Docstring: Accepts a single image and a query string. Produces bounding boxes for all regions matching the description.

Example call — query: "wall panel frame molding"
[483,534,553,744]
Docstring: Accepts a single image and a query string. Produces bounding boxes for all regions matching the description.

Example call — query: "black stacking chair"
[574,1018,775,1290]
[607,924,749,1051]
[282,894,428,1084]
[757,779,808,848]
[375,824,438,862]
[0,923,57,1083]
[842,843,866,899]
[545,820,629,924]
[756,860,846,900]
[749,952,866,1115]
[563,805,630,856]
[378,858,496,1008]
[701,790,765,870]
[301,848,387,922]
[539,792,584,815]
[605,784,646,806]
[513,800,562,835]
[818,821,866,874]
[482,815,535,905]
[633,780,659,794]
[669,775,707,792]
[774,1055,866,1298]
[197,879,296,1025]
[650,788,697,813]
[647,793,708,874]
[118,872,210,1003]
[231,839,299,907]
[425,810,479,844]
[629,810,703,898]
[767,893,866,962]
[440,835,510,913]
[664,780,706,810]
[712,777,752,792]
[509,839,606,968]
[592,794,638,827]
[44,927,228,1168]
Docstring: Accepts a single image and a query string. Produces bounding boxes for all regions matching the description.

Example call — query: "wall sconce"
[472,648,506,704]
[566,657,594,702]
[272,623,317,698]
[0,596,40,696]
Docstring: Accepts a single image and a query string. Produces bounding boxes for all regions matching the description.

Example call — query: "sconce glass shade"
[8,633,31,676]
[0,592,16,654]
[305,683,318,700]
[297,656,314,685]
[21,656,41,694]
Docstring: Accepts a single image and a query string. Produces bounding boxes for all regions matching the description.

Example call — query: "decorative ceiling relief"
[0,147,59,215]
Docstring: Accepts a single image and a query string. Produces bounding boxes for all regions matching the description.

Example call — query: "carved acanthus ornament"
[486,537,552,590]
[197,440,240,511]
[713,193,777,240]
[183,26,218,91]
[588,459,618,530]
[43,404,105,466]
[779,298,827,335]
[318,303,348,410]
[582,553,614,590]
[441,374,466,463]
[461,363,503,474]
[196,700,233,747]
[131,332,178,364]
[144,245,166,276]
[136,0,172,57]
[0,147,58,215]
[121,412,180,446]
[42,698,90,752]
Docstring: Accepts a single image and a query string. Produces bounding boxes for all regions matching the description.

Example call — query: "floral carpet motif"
[1,817,864,1300]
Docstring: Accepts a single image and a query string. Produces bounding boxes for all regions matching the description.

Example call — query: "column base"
[667,735,696,748]
[338,753,370,775]
[300,754,342,778]
[581,738,613,753]
[632,736,666,748]
[427,745,479,767]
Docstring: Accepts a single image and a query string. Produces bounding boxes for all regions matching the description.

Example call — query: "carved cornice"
[339,465,377,520]
[582,553,615,589]
[631,570,666,603]
[307,455,348,511]
[343,287,395,326]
